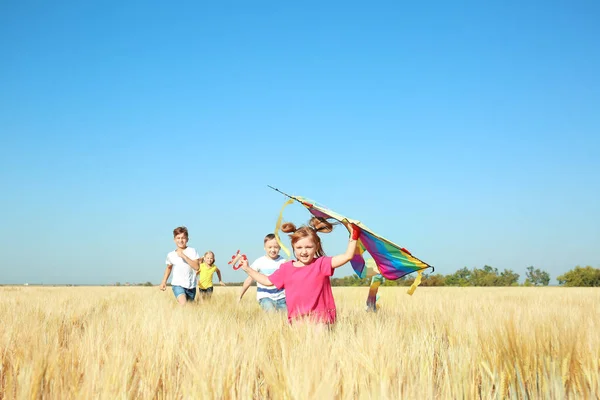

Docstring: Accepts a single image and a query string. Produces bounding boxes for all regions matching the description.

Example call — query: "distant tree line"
[110,265,599,287]
[114,282,154,286]
[330,265,600,287]
[557,266,600,287]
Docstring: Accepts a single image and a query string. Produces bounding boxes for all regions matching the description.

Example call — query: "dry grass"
[1,286,599,399]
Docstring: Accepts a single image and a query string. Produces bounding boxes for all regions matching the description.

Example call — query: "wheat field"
[1,286,599,399]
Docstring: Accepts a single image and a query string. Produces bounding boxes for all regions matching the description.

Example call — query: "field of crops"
[1,286,599,399]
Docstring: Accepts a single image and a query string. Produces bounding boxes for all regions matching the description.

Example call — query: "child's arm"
[331,224,360,269]
[216,268,226,286]
[176,248,200,271]
[159,265,173,290]
[239,258,273,286]
[238,276,254,302]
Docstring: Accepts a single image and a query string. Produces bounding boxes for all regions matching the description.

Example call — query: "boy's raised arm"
[176,248,200,271]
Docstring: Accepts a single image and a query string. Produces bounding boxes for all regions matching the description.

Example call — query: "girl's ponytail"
[281,222,297,233]
[309,217,333,233]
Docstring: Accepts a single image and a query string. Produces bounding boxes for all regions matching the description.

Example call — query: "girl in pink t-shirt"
[239,217,359,324]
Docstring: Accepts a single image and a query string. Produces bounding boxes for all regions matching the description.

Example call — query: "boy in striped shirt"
[238,234,287,311]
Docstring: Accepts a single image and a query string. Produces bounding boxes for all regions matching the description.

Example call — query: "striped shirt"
[251,255,287,301]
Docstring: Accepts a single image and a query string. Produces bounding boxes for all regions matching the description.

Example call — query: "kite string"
[274,198,294,259]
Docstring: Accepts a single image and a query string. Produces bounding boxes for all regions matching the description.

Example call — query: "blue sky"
[1,1,598,285]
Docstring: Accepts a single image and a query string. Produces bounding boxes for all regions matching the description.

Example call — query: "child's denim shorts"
[172,285,196,301]
[258,297,287,312]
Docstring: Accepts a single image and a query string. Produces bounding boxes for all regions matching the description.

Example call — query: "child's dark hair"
[281,217,334,258]
[173,226,189,238]
[264,233,276,243]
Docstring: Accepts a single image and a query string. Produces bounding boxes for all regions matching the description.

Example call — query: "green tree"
[445,266,519,286]
[557,266,600,287]
[498,269,520,286]
[470,265,500,286]
[382,278,405,286]
[331,274,369,286]
[420,273,446,286]
[445,267,471,286]
[525,266,550,286]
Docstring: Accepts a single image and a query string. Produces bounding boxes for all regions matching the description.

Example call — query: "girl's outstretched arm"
[216,268,226,286]
[331,224,360,269]
[239,258,273,286]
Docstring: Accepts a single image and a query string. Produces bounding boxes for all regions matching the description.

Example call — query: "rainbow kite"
[269,186,434,295]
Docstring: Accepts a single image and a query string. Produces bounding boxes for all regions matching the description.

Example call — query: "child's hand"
[228,250,247,270]
[219,281,226,287]
[159,282,166,291]
[175,248,184,257]
[347,223,360,240]
[239,257,250,271]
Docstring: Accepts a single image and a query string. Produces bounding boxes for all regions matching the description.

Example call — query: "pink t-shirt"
[268,256,336,324]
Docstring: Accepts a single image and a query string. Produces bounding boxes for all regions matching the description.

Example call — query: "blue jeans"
[172,285,196,301]
[259,297,287,312]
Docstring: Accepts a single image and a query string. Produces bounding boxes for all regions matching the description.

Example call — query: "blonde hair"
[203,251,215,264]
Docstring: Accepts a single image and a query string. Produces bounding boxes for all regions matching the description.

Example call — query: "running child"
[238,233,287,311]
[159,226,201,305]
[239,217,359,324]
[197,251,226,299]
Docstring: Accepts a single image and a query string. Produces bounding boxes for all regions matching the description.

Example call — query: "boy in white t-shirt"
[238,233,287,311]
[159,226,201,305]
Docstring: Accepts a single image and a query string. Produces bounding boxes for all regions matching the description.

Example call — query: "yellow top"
[198,263,218,289]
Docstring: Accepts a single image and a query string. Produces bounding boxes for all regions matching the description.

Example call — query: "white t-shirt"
[251,255,287,301]
[165,247,200,289]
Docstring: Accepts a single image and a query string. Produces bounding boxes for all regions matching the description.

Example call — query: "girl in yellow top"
[197,251,226,299]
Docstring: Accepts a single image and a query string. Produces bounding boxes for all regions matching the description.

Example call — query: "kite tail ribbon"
[274,198,294,258]
[406,269,423,296]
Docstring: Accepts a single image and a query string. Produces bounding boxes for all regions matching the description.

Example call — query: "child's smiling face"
[204,252,215,266]
[293,237,317,265]
[264,238,281,260]
[174,233,188,249]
